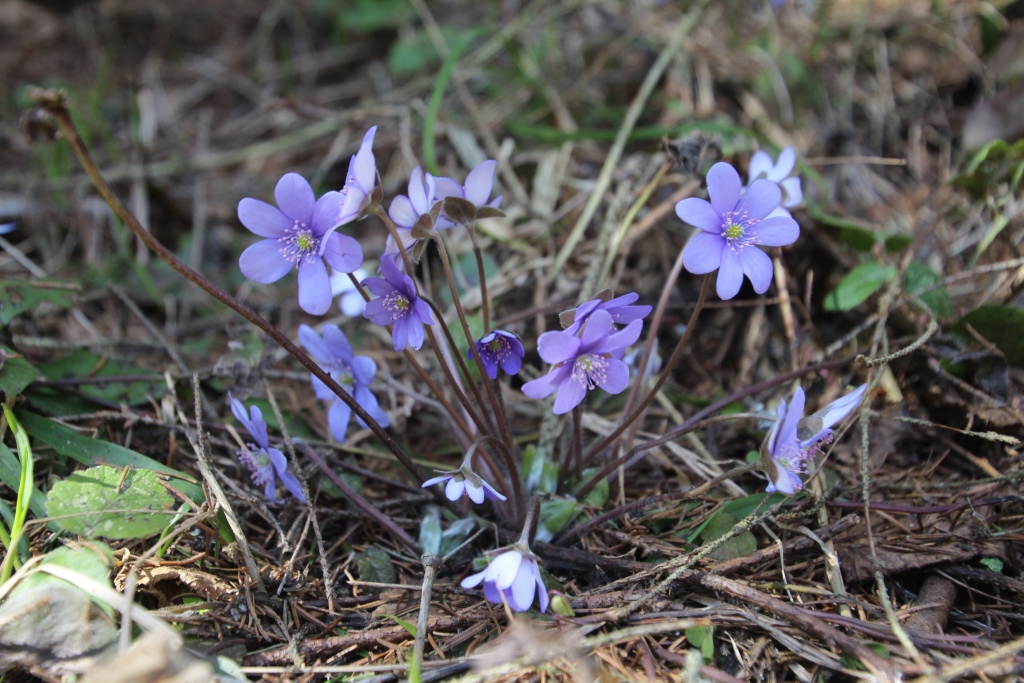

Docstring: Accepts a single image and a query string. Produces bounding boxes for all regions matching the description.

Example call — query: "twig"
[168,372,264,591]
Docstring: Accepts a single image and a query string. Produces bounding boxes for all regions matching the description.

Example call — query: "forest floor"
[1,0,1024,681]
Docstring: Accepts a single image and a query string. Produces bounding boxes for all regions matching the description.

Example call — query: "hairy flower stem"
[37,92,428,485]
[429,234,515,452]
[371,206,495,440]
[347,273,479,442]
[466,226,491,334]
[581,274,712,468]
[520,494,541,546]
[420,298,498,436]
[571,405,584,481]
[472,435,525,525]
[617,242,688,439]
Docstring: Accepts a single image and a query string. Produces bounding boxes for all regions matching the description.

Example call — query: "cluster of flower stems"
[36,90,867,616]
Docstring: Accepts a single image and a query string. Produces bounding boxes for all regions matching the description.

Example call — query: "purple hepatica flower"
[677,162,799,300]
[228,393,306,504]
[238,173,363,315]
[435,160,503,217]
[747,146,803,218]
[461,543,549,613]
[761,384,868,494]
[564,292,652,336]
[383,166,453,258]
[422,466,507,504]
[299,324,390,443]
[522,310,642,415]
[332,126,379,234]
[361,255,435,351]
[471,330,525,379]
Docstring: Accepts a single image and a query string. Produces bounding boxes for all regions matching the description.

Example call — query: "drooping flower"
[238,173,363,315]
[422,467,507,504]
[361,256,435,351]
[461,543,549,613]
[761,384,868,494]
[677,162,799,300]
[333,126,380,233]
[747,146,803,218]
[299,324,389,442]
[383,166,453,258]
[228,393,306,504]
[563,291,652,335]
[522,310,642,414]
[471,330,525,379]
[329,268,369,316]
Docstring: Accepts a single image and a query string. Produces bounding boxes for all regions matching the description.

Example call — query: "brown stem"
[616,244,688,449]
[298,442,417,551]
[429,235,514,451]
[467,227,491,334]
[347,270,475,440]
[420,296,497,436]
[37,92,426,484]
[581,274,713,467]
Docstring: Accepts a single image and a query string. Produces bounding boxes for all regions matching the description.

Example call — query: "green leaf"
[419,506,442,555]
[0,442,45,521]
[685,624,716,663]
[582,468,609,508]
[699,512,757,562]
[0,281,75,325]
[46,465,177,539]
[903,262,954,318]
[823,261,897,312]
[980,557,1004,573]
[383,613,417,638]
[535,499,583,543]
[0,352,38,400]
[337,0,412,31]
[0,545,116,654]
[353,547,396,590]
[439,517,475,557]
[954,305,1024,366]
[387,31,441,77]
[15,409,203,502]
[29,350,163,410]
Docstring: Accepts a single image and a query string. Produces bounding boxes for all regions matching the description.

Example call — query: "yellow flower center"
[725,223,744,240]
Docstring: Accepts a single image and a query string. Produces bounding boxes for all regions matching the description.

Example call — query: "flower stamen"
[278,220,320,266]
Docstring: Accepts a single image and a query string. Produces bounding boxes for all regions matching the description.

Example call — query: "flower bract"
[522,310,642,414]
[434,159,503,215]
[677,162,799,300]
[299,324,389,442]
[238,173,363,315]
[361,256,435,351]
[461,544,549,613]
[228,393,306,504]
[384,166,452,258]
